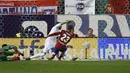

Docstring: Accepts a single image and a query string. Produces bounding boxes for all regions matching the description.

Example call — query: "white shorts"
[43,44,55,53]
[43,35,56,53]
[43,39,55,53]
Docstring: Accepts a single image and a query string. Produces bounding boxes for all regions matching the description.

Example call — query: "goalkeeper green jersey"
[2,45,18,52]
[0,49,14,61]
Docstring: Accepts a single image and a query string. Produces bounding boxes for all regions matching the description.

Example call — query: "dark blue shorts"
[53,47,67,55]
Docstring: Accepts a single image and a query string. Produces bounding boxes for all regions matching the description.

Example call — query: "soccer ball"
[83,42,90,49]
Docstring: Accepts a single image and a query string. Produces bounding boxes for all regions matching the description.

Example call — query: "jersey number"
[61,34,70,43]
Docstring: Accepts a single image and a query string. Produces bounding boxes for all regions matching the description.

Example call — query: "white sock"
[30,52,46,59]
[39,53,46,57]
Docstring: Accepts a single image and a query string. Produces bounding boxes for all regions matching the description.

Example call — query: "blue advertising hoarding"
[98,38,130,60]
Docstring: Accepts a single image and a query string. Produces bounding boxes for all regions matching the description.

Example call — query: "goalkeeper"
[0,44,23,61]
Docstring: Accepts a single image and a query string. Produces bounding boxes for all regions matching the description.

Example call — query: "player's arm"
[56,20,73,27]
[7,54,20,61]
[7,54,18,59]
[47,32,61,37]
[52,22,65,30]
[10,46,24,56]
[54,21,67,29]
[61,20,73,25]
[60,21,68,25]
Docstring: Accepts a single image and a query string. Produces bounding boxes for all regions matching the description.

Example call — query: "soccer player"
[2,44,23,56]
[27,21,72,60]
[0,49,20,61]
[47,22,75,61]
[0,44,23,61]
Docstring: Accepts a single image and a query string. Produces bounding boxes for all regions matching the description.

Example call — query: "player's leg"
[64,51,78,61]
[58,48,77,61]
[29,53,42,59]
[29,45,51,59]
[62,47,73,60]
[58,52,65,61]
[29,52,45,60]
[58,48,67,61]
[26,38,55,60]
[48,47,59,60]
[63,53,72,60]
[26,47,50,60]
[37,40,55,59]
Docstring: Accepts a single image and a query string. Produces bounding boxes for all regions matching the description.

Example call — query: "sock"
[39,52,46,57]
[58,55,63,61]
[30,52,46,59]
[30,53,41,59]
[50,54,55,59]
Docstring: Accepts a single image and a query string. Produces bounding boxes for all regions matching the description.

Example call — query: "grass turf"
[0,60,130,73]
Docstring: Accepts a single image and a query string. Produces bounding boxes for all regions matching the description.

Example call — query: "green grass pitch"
[0,60,130,73]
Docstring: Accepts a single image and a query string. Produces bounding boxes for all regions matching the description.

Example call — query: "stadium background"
[0,0,130,60]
